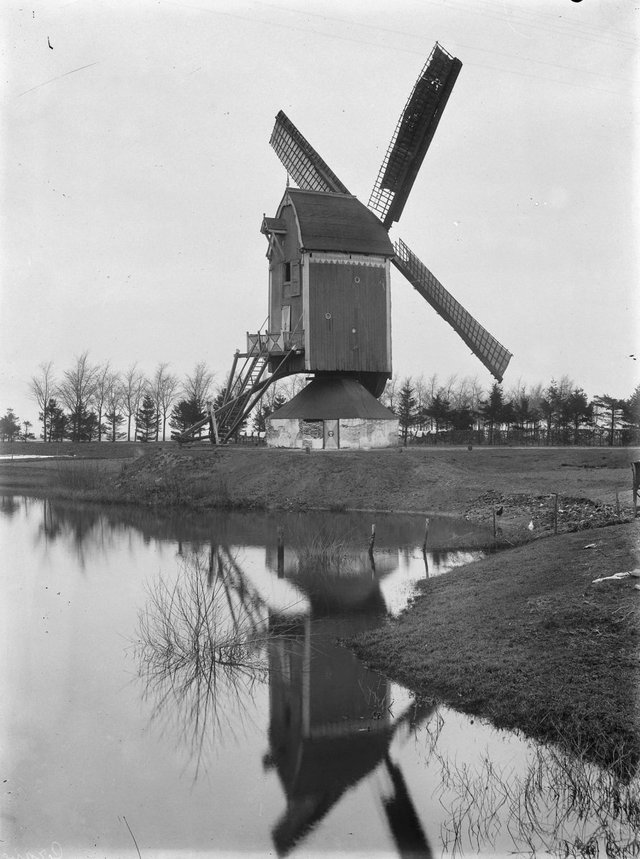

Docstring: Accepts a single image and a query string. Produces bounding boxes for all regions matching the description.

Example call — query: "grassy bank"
[1,442,637,514]
[0,445,636,543]
[348,520,640,778]
[0,441,165,498]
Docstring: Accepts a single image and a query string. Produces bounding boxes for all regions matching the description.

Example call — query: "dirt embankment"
[1,444,636,537]
[109,445,638,539]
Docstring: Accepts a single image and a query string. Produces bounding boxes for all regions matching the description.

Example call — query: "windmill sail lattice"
[369,44,462,229]
[270,110,350,194]
[393,239,512,382]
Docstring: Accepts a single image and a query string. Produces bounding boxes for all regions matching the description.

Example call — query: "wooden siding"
[307,259,390,373]
[268,204,303,337]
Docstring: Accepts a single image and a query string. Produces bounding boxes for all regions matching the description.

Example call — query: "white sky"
[2,0,639,426]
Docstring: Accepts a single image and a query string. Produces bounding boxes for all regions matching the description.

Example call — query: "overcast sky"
[2,0,638,427]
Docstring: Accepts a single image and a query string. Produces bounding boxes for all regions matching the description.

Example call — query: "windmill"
[176,43,512,447]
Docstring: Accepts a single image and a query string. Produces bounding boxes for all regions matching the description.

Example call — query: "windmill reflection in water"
[134,536,437,856]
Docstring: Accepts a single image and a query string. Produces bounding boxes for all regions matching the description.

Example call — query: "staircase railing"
[173,332,302,445]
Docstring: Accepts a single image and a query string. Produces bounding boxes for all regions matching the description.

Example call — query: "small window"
[284,261,291,282]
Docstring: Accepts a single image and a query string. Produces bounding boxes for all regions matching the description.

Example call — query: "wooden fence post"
[422,517,430,554]
[277,526,284,578]
[368,524,376,575]
[368,524,376,555]
[422,517,430,577]
[632,462,640,518]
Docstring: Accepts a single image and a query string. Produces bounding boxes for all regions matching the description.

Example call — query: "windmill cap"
[279,188,394,256]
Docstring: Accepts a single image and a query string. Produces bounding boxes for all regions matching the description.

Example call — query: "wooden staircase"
[173,334,299,445]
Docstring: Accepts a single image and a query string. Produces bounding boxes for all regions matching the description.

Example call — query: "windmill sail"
[270,110,350,194]
[369,44,462,229]
[393,239,512,382]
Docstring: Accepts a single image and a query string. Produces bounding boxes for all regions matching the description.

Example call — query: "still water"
[1,497,636,858]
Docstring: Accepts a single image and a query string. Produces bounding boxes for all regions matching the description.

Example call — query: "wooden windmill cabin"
[259,187,399,449]
[174,43,512,448]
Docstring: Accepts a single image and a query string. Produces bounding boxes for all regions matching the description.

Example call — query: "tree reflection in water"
[417,711,640,857]
[0,494,21,518]
[134,546,280,777]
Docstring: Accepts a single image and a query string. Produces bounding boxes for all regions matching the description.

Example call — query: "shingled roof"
[282,189,394,256]
[270,376,396,420]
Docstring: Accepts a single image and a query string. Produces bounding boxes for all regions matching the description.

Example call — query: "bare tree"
[413,374,428,414]
[275,373,307,403]
[556,374,575,400]
[528,382,544,404]
[442,373,458,403]
[425,373,439,402]
[56,352,99,441]
[380,376,399,412]
[506,376,527,404]
[183,362,215,411]
[122,364,146,442]
[104,371,124,441]
[467,376,484,428]
[152,363,179,441]
[93,362,113,442]
[451,376,471,410]
[29,361,56,441]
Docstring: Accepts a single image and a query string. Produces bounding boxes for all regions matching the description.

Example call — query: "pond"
[1,496,637,858]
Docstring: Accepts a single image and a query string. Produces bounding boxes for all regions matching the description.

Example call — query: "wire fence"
[408,427,640,447]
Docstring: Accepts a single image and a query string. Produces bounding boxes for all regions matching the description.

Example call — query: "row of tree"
[0,358,637,446]
[22,353,218,443]
[384,374,640,446]
[0,353,301,443]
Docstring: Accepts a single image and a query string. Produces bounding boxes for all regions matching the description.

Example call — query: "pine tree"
[593,395,626,447]
[539,381,559,443]
[70,405,98,441]
[449,406,473,431]
[136,394,158,442]
[425,390,452,438]
[104,409,125,442]
[512,395,540,437]
[45,398,67,441]
[0,409,21,441]
[625,385,640,428]
[479,383,505,444]
[397,378,417,446]
[169,396,205,435]
[566,388,592,443]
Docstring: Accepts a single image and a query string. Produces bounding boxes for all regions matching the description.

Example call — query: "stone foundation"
[267,417,398,450]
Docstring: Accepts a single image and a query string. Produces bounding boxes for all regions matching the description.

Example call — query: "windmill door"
[323,420,339,449]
